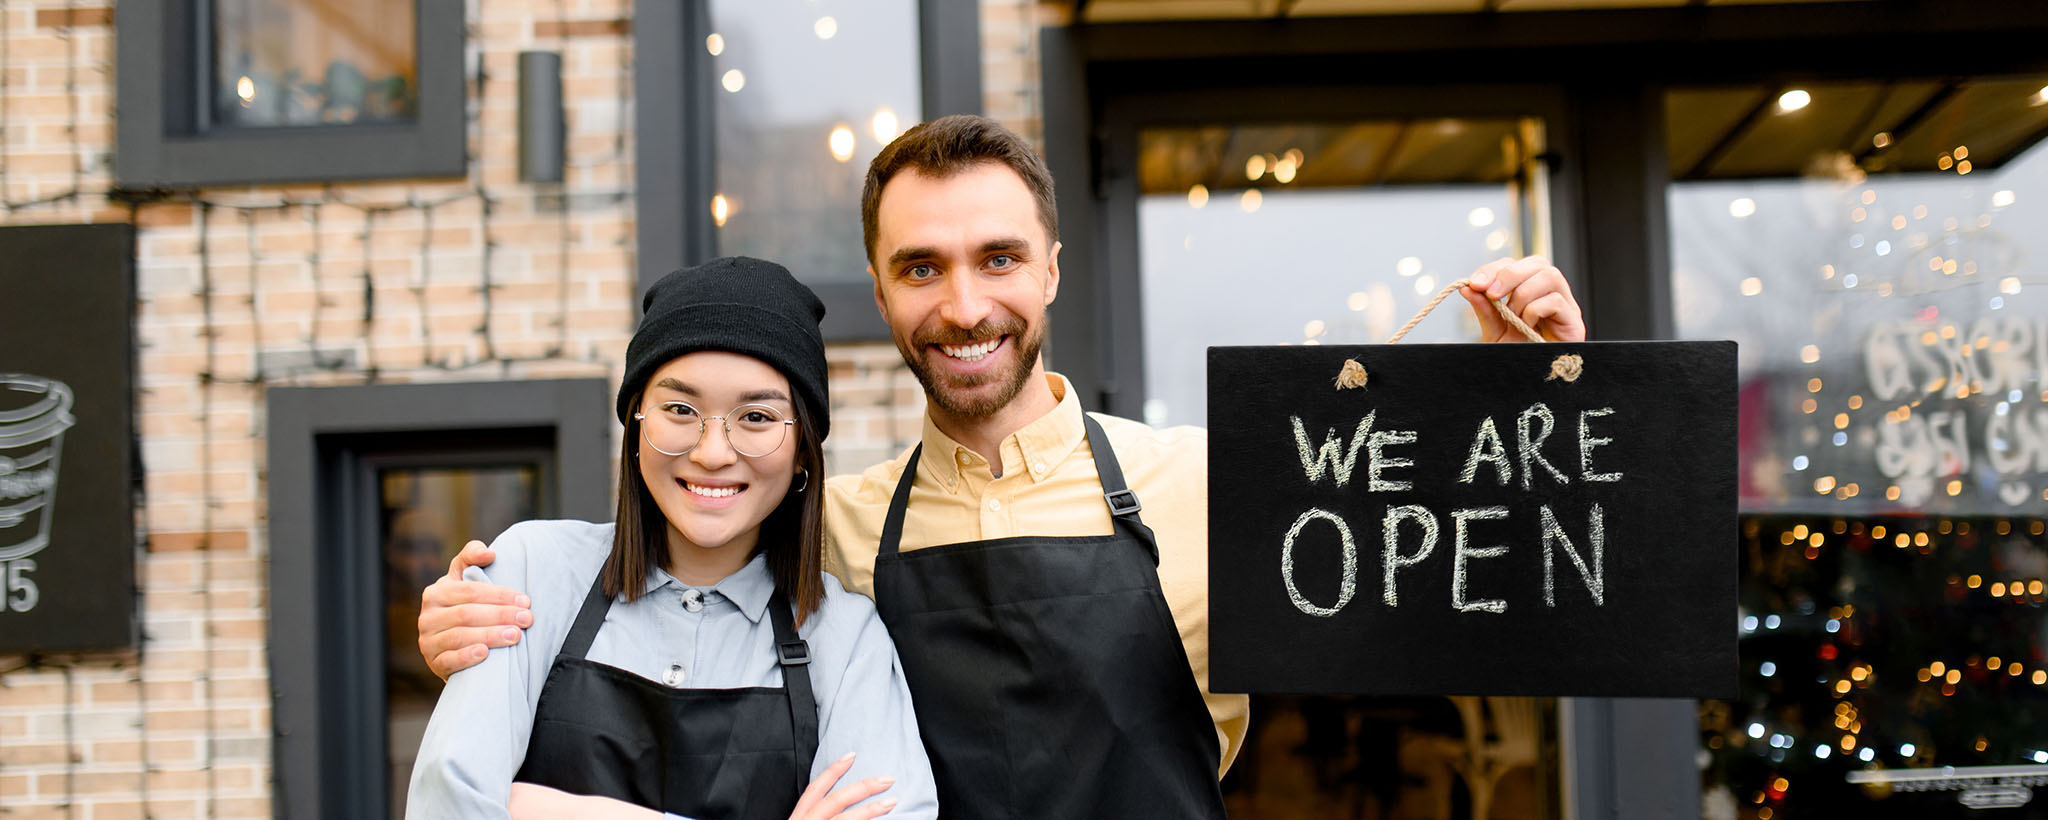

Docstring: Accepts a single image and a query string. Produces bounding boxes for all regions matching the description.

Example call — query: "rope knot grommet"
[1334,359,1369,390]
[1547,354,1584,383]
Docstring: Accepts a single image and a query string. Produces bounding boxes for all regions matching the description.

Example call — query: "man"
[417,115,1585,817]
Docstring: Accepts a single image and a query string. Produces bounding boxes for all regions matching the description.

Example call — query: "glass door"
[318,430,554,819]
[1121,114,1565,819]
[377,461,542,819]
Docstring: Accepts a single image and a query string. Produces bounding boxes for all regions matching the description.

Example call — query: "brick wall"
[0,2,651,816]
[0,1,1070,815]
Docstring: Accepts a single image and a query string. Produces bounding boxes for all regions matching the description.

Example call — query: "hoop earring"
[793,468,809,493]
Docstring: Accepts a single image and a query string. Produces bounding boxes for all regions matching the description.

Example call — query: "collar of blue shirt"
[644,550,775,623]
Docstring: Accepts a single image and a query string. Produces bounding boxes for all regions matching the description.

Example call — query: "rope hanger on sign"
[1336,278,1584,390]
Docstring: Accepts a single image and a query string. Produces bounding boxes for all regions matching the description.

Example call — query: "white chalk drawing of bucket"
[0,375,74,561]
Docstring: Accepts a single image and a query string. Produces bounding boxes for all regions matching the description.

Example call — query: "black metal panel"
[1061,1,2048,72]
[920,0,984,118]
[113,0,466,188]
[1570,84,1673,341]
[632,0,689,302]
[265,378,609,820]
[518,51,566,184]
[1038,27,1103,411]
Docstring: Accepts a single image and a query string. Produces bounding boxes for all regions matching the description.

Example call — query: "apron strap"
[767,587,820,793]
[879,418,1160,562]
[560,568,613,660]
[877,445,924,558]
[1081,414,1160,565]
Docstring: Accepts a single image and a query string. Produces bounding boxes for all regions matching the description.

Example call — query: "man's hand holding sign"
[1209,263,1735,699]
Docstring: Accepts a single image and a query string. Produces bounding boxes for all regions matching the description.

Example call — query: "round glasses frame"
[634,401,796,458]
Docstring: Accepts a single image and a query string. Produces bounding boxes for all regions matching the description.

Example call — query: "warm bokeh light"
[828,125,856,163]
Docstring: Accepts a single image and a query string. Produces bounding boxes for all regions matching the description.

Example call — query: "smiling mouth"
[935,336,1005,362]
[680,480,746,498]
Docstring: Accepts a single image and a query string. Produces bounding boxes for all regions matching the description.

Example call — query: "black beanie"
[617,257,830,440]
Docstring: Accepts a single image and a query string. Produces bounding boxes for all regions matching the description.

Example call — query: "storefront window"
[1671,76,2048,818]
[707,0,921,283]
[210,0,419,128]
[1138,118,1546,428]
[1136,118,1564,819]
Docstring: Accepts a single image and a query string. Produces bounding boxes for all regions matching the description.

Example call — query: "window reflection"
[1671,74,2048,820]
[211,0,418,128]
[1138,119,1547,428]
[381,466,537,819]
[708,0,921,281]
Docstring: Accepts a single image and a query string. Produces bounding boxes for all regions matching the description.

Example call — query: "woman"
[407,258,936,820]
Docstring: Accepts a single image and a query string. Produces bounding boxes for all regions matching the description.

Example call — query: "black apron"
[514,568,820,820]
[873,414,1227,819]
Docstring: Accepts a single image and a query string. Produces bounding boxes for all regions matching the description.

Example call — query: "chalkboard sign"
[1208,341,1736,698]
[0,224,136,652]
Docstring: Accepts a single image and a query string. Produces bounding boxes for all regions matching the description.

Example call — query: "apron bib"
[872,415,1227,819]
[514,567,819,820]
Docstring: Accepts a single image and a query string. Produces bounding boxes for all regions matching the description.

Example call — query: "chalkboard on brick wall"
[0,224,136,652]
[1208,341,1736,698]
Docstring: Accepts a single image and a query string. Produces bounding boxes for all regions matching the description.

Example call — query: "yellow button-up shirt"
[822,373,1248,777]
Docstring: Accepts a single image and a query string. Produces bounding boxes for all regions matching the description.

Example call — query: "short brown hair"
[605,386,827,625]
[860,114,1058,267]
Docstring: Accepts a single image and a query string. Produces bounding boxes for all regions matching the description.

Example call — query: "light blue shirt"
[407,519,937,819]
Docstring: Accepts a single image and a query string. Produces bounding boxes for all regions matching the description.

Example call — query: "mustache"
[912,317,1026,347]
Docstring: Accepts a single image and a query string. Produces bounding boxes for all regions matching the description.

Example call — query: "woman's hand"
[792,753,898,820]
[508,783,662,819]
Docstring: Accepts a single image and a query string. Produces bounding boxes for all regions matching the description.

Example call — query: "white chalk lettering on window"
[1459,416,1512,486]
[1291,412,1374,487]
[1541,504,1605,607]
[1516,402,1571,491]
[1381,504,1439,607]
[1578,407,1622,483]
[1281,508,1357,617]
[1451,506,1510,614]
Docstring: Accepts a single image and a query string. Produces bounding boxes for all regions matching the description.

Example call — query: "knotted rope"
[1337,278,1581,389]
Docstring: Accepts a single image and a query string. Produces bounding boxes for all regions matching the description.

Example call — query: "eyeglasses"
[635,401,795,458]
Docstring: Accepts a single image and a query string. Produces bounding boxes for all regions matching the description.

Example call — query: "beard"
[897,315,1045,419]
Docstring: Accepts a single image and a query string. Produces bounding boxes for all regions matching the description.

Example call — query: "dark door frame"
[265,378,611,820]
[1036,3,2048,818]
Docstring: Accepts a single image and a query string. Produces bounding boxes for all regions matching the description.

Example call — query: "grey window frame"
[265,378,611,820]
[114,0,467,188]
[633,0,982,340]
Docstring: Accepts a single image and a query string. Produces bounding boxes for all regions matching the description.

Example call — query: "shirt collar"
[917,372,1088,487]
[645,551,775,623]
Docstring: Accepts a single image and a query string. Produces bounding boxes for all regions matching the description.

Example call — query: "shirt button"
[662,664,688,688]
[956,451,972,466]
[1029,461,1046,475]
[681,589,705,613]
[988,498,1002,511]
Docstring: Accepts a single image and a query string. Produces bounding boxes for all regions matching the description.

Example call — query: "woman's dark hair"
[603,383,827,624]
